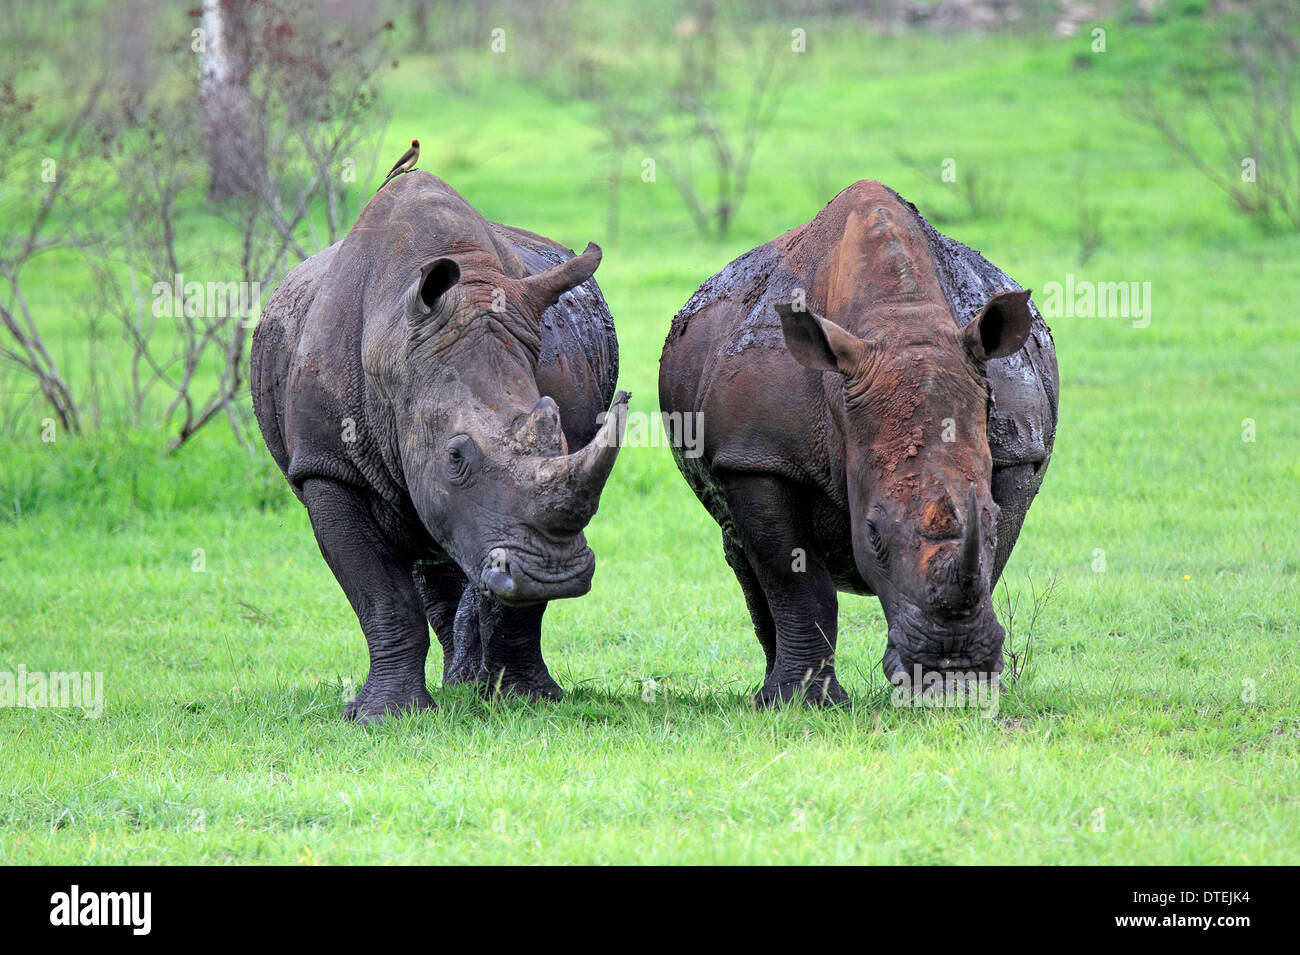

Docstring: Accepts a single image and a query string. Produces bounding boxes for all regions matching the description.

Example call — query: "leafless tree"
[90,102,200,432]
[0,70,106,437]
[199,0,262,200]
[184,0,390,450]
[80,0,391,451]
[1129,0,1300,230]
[247,3,391,247]
[583,3,790,237]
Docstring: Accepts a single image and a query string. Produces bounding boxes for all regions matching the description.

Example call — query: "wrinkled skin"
[252,171,626,721]
[659,180,1058,706]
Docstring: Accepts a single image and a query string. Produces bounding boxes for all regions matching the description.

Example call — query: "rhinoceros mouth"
[884,594,1005,679]
[479,542,595,605]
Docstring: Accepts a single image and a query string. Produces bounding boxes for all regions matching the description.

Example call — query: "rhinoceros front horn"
[958,484,982,598]
[532,390,630,532]
[520,242,602,311]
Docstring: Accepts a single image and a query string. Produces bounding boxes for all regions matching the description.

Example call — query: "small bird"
[380,139,419,188]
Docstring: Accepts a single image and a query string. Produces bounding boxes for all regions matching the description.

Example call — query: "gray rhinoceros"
[252,171,627,721]
[659,180,1058,706]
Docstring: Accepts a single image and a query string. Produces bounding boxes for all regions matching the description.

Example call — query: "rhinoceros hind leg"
[411,563,483,686]
[719,472,848,708]
[478,598,563,702]
[722,532,776,677]
[301,478,435,723]
[441,584,486,687]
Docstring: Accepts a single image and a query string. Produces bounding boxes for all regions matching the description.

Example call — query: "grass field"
[1,4,1298,864]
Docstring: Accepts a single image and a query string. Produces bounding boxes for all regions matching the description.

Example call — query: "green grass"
[1,6,1297,863]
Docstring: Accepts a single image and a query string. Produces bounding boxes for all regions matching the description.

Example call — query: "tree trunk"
[200,0,261,200]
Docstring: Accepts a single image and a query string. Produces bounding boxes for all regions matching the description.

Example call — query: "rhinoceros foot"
[753,668,850,709]
[343,679,436,724]
[481,666,564,703]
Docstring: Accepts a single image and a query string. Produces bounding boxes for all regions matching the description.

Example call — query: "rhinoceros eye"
[445,435,478,484]
[867,519,888,564]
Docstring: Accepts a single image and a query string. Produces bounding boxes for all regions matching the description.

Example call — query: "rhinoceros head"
[775,289,1032,680]
[373,240,626,606]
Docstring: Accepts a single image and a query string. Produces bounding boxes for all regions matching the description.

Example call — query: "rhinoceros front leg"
[301,478,435,722]
[719,471,847,708]
[478,597,563,702]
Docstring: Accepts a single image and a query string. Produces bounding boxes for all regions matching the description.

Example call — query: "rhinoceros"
[658,180,1058,705]
[252,171,627,721]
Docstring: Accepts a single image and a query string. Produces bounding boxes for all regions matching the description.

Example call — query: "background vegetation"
[0,0,1296,863]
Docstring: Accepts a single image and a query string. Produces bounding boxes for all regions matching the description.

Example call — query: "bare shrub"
[1,0,392,450]
[1129,0,1300,230]
[997,573,1060,687]
[164,1,392,450]
[0,70,107,437]
[582,2,790,237]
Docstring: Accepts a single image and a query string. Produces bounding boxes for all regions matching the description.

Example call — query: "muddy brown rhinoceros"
[252,170,627,721]
[659,180,1058,705]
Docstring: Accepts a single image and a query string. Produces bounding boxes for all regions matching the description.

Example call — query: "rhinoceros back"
[877,186,1059,469]
[884,187,1060,578]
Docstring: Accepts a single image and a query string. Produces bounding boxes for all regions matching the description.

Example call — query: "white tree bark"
[200,0,260,200]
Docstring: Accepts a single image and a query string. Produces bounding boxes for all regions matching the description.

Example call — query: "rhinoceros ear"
[418,257,461,310]
[964,288,1032,360]
[519,242,602,312]
[775,301,866,375]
